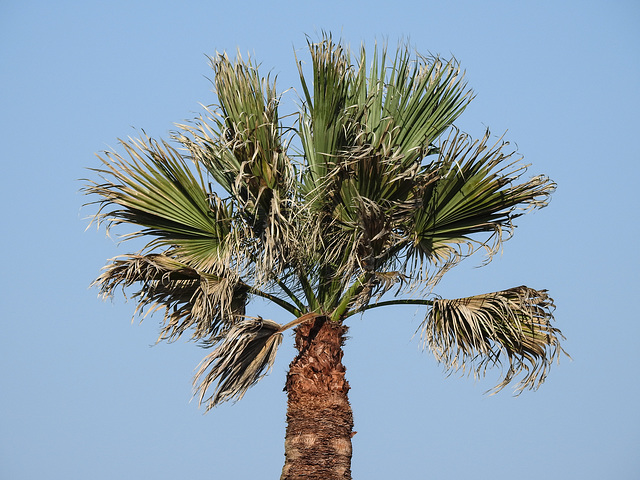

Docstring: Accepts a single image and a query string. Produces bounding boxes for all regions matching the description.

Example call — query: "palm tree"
[85,35,566,480]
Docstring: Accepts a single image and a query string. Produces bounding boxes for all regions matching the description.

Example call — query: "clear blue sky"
[1,1,639,479]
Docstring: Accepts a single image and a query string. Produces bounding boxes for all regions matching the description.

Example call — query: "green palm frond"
[85,134,232,270]
[350,43,472,165]
[213,51,292,198]
[93,254,246,343]
[194,317,283,409]
[177,52,291,204]
[421,286,566,394]
[411,129,555,279]
[297,35,353,186]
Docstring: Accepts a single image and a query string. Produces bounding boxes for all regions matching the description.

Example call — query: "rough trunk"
[280,315,354,480]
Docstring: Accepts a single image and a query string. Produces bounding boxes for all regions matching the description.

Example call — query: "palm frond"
[350,43,472,165]
[85,134,232,270]
[213,51,292,203]
[194,317,283,410]
[411,129,555,281]
[421,286,567,394]
[93,254,246,343]
[297,35,353,186]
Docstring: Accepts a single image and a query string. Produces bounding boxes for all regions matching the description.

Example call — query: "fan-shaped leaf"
[412,130,555,277]
[85,135,232,270]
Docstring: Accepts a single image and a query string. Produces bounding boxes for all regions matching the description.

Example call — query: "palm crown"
[85,36,565,412]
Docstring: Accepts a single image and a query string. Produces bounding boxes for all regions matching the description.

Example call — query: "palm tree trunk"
[280,315,354,480]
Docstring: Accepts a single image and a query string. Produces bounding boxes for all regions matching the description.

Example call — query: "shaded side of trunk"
[280,316,354,480]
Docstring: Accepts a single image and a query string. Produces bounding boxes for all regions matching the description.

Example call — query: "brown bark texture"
[280,316,354,480]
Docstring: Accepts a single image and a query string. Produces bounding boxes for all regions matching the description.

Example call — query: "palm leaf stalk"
[84,34,566,480]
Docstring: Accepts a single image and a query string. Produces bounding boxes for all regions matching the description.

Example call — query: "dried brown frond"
[194,317,283,409]
[421,286,567,394]
[93,254,246,343]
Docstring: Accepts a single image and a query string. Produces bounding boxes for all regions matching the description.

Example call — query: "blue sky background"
[1,1,639,479]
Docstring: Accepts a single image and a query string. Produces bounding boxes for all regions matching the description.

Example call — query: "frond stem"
[275,278,308,313]
[277,311,322,333]
[341,298,435,320]
[246,286,301,317]
[329,273,372,322]
[297,270,320,312]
